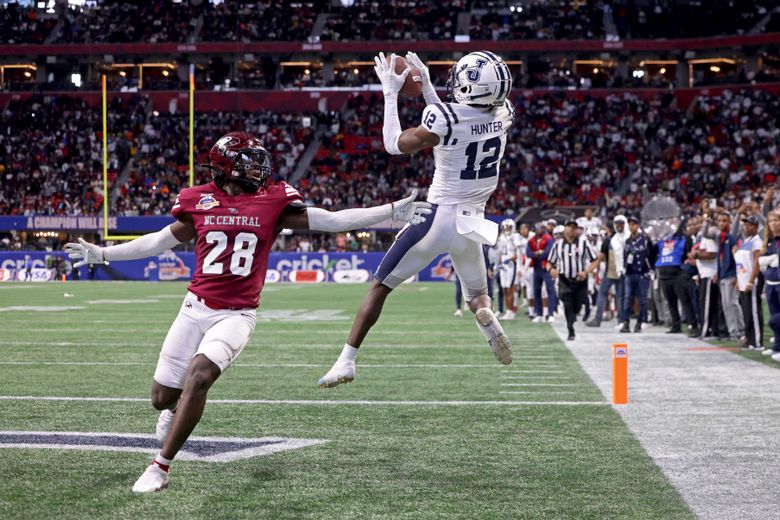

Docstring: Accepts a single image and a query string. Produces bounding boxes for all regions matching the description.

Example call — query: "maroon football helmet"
[203,131,272,192]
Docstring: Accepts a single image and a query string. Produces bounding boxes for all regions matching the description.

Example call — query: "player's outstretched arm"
[405,52,442,105]
[374,52,440,156]
[64,218,195,268]
[279,189,432,232]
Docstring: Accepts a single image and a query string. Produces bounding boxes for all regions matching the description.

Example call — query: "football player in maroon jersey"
[65,131,431,493]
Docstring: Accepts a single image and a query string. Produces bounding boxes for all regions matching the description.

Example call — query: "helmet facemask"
[229,148,272,192]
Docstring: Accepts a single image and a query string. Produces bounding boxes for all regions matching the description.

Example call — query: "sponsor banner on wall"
[16,268,55,282]
[332,269,370,283]
[0,251,454,283]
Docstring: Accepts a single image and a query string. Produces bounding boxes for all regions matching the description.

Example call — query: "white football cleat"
[317,359,355,388]
[532,316,544,324]
[546,316,555,323]
[156,409,175,444]
[762,348,776,357]
[503,310,516,320]
[453,309,463,317]
[132,462,169,494]
[772,352,780,363]
[476,307,512,365]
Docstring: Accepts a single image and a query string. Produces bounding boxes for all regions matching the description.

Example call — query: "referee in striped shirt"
[548,220,599,340]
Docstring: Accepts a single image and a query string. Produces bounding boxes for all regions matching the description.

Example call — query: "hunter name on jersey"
[471,121,504,135]
[421,101,514,207]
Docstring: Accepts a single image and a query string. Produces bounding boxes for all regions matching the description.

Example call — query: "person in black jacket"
[621,216,657,333]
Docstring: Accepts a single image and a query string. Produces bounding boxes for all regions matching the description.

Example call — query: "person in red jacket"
[526,221,557,322]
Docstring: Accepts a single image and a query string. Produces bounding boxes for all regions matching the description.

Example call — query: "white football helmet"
[501,218,516,235]
[447,51,512,108]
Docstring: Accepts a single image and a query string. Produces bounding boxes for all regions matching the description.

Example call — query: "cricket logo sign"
[0,431,328,463]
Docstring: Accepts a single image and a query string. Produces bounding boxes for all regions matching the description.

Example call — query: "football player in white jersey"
[496,219,519,320]
[318,51,515,388]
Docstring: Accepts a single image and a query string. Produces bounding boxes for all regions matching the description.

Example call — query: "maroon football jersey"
[171,180,303,309]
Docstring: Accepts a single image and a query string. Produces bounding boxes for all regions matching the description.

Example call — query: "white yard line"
[500,383,578,387]
[552,321,780,520]
[0,395,608,407]
[0,361,513,369]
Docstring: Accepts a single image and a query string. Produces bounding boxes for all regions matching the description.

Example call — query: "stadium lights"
[710,66,721,72]
[24,71,32,78]
[688,58,737,65]
[632,70,645,78]
[660,67,666,74]
[71,73,81,87]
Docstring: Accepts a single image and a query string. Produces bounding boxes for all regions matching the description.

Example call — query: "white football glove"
[64,238,108,268]
[373,52,410,98]
[405,52,431,89]
[391,189,433,225]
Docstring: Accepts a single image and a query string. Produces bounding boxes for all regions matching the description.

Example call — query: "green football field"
[0,282,692,519]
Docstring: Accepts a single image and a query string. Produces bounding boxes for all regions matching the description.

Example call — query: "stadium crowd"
[487,191,780,359]
[2,87,778,222]
[2,0,773,45]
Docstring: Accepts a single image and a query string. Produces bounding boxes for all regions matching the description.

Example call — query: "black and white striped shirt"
[548,236,597,280]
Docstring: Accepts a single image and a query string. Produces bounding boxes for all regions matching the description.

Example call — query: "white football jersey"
[496,233,518,263]
[421,101,514,207]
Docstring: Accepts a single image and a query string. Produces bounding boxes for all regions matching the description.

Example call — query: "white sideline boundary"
[552,321,780,520]
[0,395,608,407]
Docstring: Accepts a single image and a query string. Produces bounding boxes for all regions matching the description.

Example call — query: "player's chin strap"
[382,93,403,155]
[103,225,182,262]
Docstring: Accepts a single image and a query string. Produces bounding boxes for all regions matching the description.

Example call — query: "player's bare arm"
[277,190,432,231]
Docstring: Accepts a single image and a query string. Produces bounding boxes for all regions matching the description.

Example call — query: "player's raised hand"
[374,52,410,97]
[391,189,433,225]
[64,238,107,268]
[405,52,431,88]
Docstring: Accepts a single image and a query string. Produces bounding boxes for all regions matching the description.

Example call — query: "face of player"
[629,221,640,235]
[519,224,529,237]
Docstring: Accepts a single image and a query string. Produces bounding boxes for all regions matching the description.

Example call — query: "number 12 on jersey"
[460,136,505,180]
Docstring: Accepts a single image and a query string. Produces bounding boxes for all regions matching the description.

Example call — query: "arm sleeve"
[383,94,403,155]
[306,205,392,233]
[103,225,182,262]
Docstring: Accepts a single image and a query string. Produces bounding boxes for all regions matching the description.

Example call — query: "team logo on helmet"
[466,59,488,82]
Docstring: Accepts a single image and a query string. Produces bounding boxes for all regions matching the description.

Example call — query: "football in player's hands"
[392,54,423,97]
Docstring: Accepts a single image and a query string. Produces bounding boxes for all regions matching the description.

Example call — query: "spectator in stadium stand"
[547,219,599,341]
[760,211,780,361]
[587,216,628,328]
[711,211,746,340]
[654,218,700,337]
[735,215,764,350]
[691,213,726,339]
[620,215,656,333]
[527,222,557,323]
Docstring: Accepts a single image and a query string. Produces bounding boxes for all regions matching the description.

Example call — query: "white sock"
[154,453,172,470]
[337,344,359,363]
[476,309,505,341]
